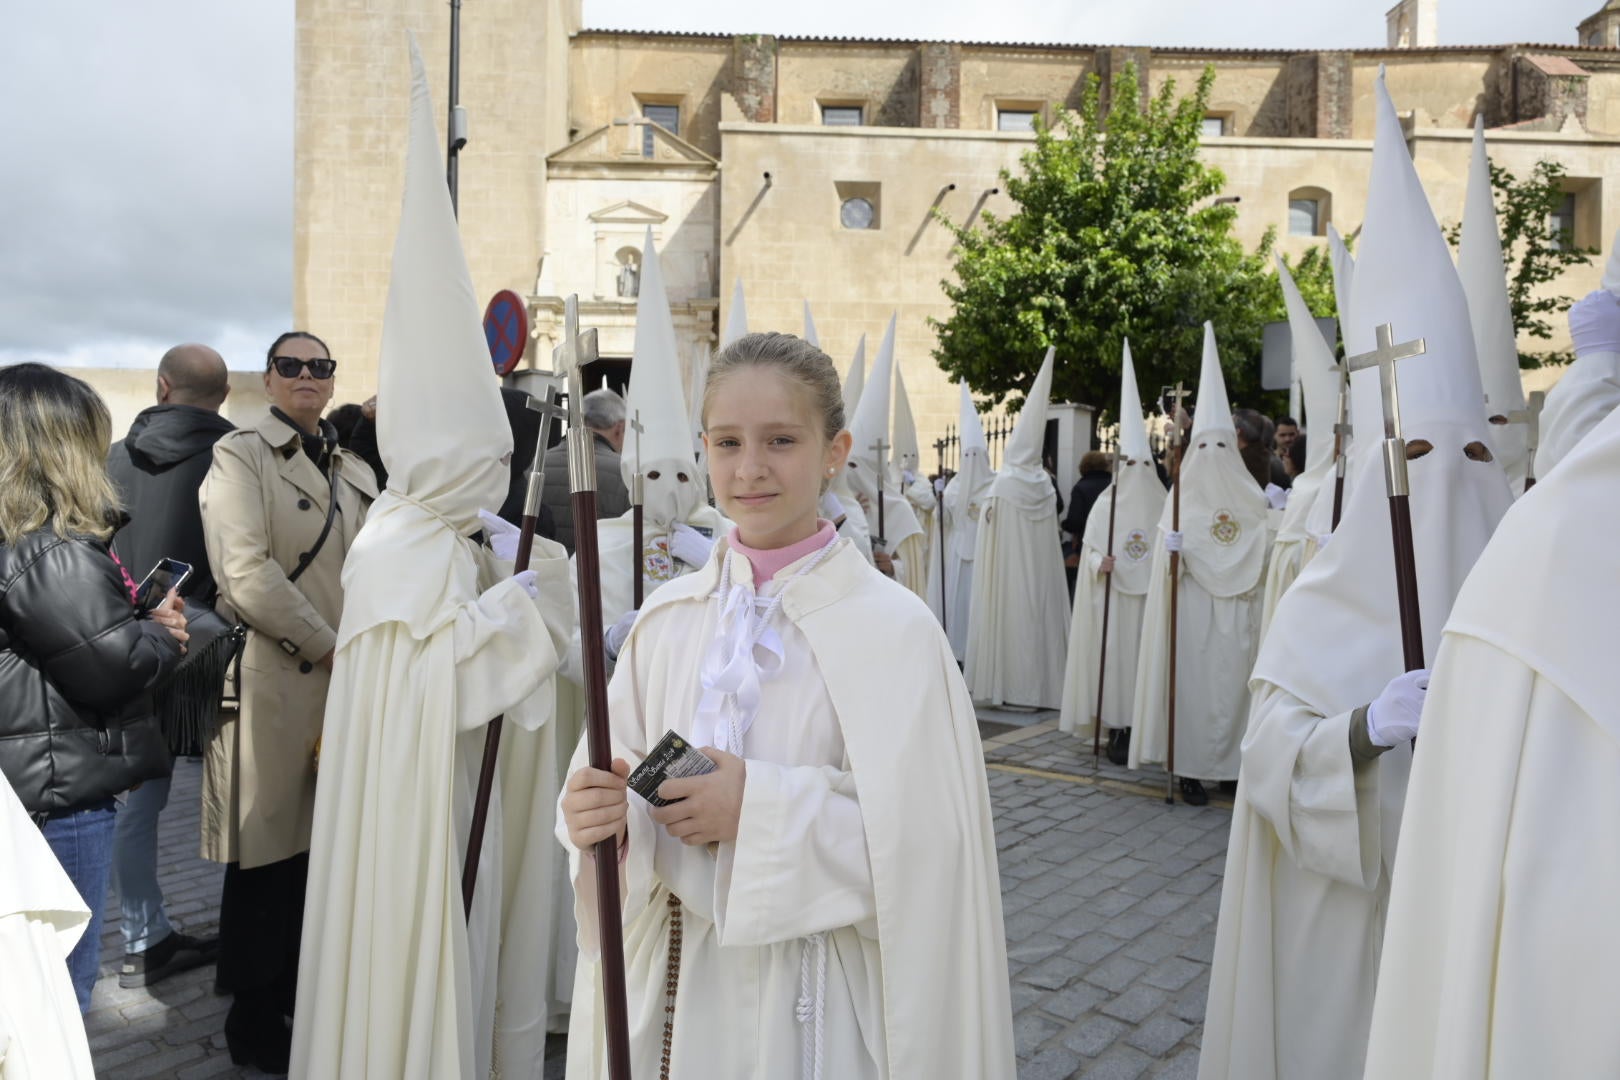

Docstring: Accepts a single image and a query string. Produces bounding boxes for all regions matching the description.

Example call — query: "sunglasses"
[268,356,337,380]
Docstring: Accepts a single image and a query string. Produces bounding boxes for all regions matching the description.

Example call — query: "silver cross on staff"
[555,297,601,494]
[628,410,645,504]
[1332,363,1353,473]
[1346,323,1429,497]
[1165,384,1191,449]
[1504,389,1547,488]
[520,375,570,520]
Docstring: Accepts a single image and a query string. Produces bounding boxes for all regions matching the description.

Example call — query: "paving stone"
[1127,1012,1196,1056]
[1143,956,1205,992]
[1082,1045,1155,1079]
[1044,982,1109,1022]
[1084,953,1150,994]
[1152,1048,1203,1079]
[1061,1012,1130,1057]
[1100,985,1171,1024]
[1022,1046,1086,1079]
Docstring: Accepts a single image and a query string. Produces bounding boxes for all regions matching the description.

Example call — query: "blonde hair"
[0,364,121,542]
[701,332,846,441]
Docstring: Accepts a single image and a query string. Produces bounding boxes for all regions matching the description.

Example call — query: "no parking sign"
[483,289,529,376]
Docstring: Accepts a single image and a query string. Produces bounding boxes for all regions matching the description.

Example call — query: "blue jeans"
[40,799,118,1012]
[112,775,174,953]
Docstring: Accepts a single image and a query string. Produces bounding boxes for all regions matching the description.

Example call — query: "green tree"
[1445,159,1595,368]
[931,63,1299,416]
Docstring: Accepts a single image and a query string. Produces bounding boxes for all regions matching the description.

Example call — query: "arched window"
[1288,186,1333,237]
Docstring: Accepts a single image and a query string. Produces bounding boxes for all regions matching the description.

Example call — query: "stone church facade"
[295,0,1620,450]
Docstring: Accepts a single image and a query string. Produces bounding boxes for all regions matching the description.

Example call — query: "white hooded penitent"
[1459,114,1529,490]
[927,379,996,659]
[845,313,926,591]
[803,300,820,349]
[722,278,748,349]
[1059,339,1166,738]
[1199,70,1513,1080]
[964,346,1070,708]
[1538,228,1620,475]
[292,34,573,1080]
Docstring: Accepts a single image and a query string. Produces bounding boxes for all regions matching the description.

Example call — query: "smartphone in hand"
[134,558,193,612]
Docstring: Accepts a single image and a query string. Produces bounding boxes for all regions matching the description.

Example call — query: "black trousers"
[218,852,308,1022]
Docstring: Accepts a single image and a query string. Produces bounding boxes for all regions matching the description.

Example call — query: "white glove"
[933,476,947,496]
[1367,668,1429,747]
[604,608,638,660]
[512,569,540,599]
[478,509,522,563]
[1569,289,1620,356]
[1312,530,1334,551]
[1264,483,1289,511]
[1164,530,1184,553]
[669,522,714,568]
[819,491,845,520]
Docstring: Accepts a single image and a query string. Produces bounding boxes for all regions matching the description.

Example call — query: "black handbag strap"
[288,457,341,585]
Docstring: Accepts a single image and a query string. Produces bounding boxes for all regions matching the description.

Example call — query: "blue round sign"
[484,290,529,376]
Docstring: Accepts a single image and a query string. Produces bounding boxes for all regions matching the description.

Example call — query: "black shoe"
[119,931,220,989]
[1106,727,1131,767]
[225,998,292,1075]
[1178,777,1209,806]
[1219,779,1238,795]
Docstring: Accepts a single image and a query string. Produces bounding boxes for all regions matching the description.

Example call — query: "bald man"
[105,343,235,989]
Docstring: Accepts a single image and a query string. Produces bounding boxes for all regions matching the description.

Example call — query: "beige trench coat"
[198,412,377,869]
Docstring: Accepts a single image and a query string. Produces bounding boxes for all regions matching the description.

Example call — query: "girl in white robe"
[560,331,1014,1079]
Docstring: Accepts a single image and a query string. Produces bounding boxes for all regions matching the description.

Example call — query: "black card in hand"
[627,730,718,807]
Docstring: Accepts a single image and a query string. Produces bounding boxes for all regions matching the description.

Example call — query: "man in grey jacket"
[541,386,631,552]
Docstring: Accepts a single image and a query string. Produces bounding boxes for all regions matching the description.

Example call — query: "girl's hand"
[563,758,631,850]
[151,589,190,653]
[649,749,746,845]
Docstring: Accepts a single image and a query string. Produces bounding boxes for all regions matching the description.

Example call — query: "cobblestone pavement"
[85,712,1231,1078]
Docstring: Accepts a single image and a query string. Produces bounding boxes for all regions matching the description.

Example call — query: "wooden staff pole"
[1331,367,1351,530]
[1092,446,1122,758]
[1165,384,1189,805]
[561,298,633,1079]
[629,410,645,608]
[463,384,568,915]
[935,437,948,634]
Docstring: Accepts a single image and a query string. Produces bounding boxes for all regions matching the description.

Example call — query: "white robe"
[964,472,1069,708]
[927,466,993,662]
[292,542,572,1080]
[1128,528,1265,781]
[1362,405,1620,1078]
[0,782,93,1080]
[560,539,1014,1078]
[1059,548,1148,738]
[1197,684,1411,1080]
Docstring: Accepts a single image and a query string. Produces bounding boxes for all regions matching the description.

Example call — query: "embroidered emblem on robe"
[1210,511,1242,546]
[1124,529,1150,562]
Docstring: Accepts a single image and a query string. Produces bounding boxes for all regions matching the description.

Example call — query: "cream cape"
[1361,404,1620,1079]
[926,452,993,661]
[559,538,1014,1077]
[1539,345,1620,476]
[0,781,93,1080]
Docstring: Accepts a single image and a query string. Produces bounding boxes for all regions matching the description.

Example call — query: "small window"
[841,198,876,230]
[1289,199,1321,237]
[640,103,680,158]
[1551,192,1578,251]
[1202,116,1227,138]
[997,109,1037,132]
[822,105,863,127]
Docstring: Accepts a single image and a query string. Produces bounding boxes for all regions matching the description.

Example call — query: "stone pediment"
[587,200,669,226]
[548,121,719,168]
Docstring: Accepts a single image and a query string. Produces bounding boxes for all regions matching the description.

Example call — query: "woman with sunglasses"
[197,331,378,1071]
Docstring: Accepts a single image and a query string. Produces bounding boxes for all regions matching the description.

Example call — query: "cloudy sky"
[0,0,1593,371]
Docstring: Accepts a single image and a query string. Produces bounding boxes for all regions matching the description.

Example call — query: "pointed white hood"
[1459,115,1529,485]
[722,279,748,349]
[803,301,820,349]
[842,336,867,418]
[845,315,897,505]
[1004,347,1055,472]
[1085,340,1166,595]
[337,33,513,647]
[1275,257,1343,544]
[1254,69,1512,728]
[1277,257,1340,475]
[1168,323,1268,596]
[892,361,921,480]
[945,380,996,561]
[1328,224,1356,346]
[622,228,702,530]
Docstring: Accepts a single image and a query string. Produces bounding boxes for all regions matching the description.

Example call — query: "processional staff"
[629,409,646,607]
[1505,390,1546,493]
[934,436,948,634]
[561,295,634,1078]
[1345,322,1431,673]
[868,436,890,546]
[462,377,568,915]
[1331,364,1352,530]
[1091,443,1123,758]
[1163,384,1190,804]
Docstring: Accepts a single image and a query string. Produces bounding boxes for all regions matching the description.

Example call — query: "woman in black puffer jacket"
[0,363,190,1011]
